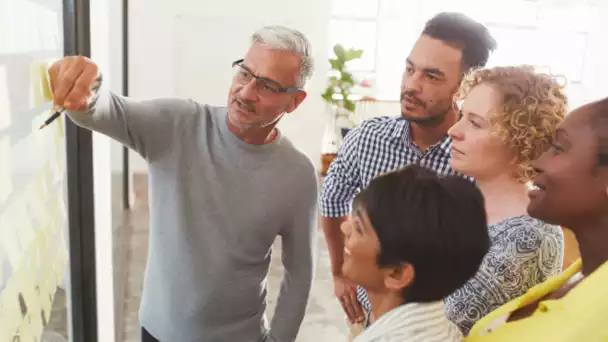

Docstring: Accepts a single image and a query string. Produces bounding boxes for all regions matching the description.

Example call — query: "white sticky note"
[0,136,11,206]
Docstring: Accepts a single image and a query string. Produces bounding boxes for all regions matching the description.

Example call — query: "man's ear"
[286,90,307,113]
[384,262,415,292]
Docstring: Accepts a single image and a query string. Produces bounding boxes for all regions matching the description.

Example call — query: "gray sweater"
[67,90,318,342]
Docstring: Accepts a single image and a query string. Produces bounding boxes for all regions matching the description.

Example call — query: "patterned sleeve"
[444,217,564,336]
[320,126,363,217]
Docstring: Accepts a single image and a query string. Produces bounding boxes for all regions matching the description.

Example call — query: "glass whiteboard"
[0,0,71,341]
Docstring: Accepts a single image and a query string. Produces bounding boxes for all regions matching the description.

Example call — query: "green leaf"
[329,58,343,70]
[333,44,346,60]
[340,72,355,86]
[343,98,356,112]
[329,76,340,86]
[347,49,363,61]
[321,87,336,104]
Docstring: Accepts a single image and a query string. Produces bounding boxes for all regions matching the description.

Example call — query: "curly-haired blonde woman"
[444,65,567,335]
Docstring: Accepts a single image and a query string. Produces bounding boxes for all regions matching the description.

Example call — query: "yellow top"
[465,259,608,342]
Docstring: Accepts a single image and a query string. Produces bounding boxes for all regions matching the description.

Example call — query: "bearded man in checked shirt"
[320,12,497,337]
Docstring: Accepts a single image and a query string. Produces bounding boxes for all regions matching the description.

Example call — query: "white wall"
[582,1,608,104]
[127,0,331,171]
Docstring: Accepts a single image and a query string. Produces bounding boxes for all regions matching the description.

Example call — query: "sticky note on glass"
[30,61,54,108]
[17,273,43,336]
[0,280,22,340]
[39,63,53,102]
[17,323,35,342]
[0,213,23,271]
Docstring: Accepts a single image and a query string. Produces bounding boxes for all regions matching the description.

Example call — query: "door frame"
[63,0,98,341]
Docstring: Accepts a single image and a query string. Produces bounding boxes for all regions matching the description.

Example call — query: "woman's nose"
[448,120,463,141]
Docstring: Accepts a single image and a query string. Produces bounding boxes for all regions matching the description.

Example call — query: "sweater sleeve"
[267,167,319,342]
[66,74,197,162]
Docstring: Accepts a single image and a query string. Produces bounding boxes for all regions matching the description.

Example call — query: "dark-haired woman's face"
[527,106,608,227]
[341,209,386,291]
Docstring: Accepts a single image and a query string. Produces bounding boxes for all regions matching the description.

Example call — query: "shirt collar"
[356,301,461,341]
[394,118,453,154]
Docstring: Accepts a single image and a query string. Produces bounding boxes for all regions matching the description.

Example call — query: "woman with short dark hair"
[341,164,490,342]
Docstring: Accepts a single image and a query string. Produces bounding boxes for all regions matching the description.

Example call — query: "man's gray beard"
[402,109,449,127]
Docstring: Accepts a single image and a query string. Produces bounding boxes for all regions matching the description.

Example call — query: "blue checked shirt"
[320,115,457,218]
[320,115,460,316]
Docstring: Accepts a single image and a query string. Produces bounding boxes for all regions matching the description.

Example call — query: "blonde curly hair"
[456,65,568,183]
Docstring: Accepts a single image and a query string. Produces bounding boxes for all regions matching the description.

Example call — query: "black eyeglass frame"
[232,59,301,93]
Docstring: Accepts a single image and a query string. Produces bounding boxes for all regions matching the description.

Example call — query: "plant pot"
[321,107,341,176]
[321,153,337,176]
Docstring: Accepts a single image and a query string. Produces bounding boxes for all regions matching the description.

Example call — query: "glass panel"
[374,19,416,100]
[331,0,379,19]
[387,0,538,27]
[0,0,70,341]
[332,0,597,100]
[328,19,377,71]
[487,27,587,83]
[564,82,587,110]
[538,5,599,32]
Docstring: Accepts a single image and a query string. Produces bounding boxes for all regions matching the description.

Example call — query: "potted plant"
[321,44,364,137]
[320,44,363,176]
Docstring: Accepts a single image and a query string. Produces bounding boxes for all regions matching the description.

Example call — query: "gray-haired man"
[49,26,318,342]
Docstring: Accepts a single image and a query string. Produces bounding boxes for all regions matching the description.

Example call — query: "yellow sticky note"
[5,197,36,254]
[30,63,43,108]
[29,61,54,108]
[17,323,35,342]
[25,178,47,222]
[0,212,24,270]
[39,63,53,102]
[18,271,40,316]
[15,221,35,258]
[35,231,54,319]
[0,280,22,340]
[0,321,10,342]
[56,197,66,222]
[0,136,11,206]
[42,161,53,194]
[13,255,43,340]
[38,277,53,321]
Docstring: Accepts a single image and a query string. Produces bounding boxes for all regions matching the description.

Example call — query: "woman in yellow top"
[465,97,608,342]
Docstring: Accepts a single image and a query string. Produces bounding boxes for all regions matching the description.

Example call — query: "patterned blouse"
[444,215,564,336]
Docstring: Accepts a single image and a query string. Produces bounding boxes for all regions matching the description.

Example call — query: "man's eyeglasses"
[231,59,300,95]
